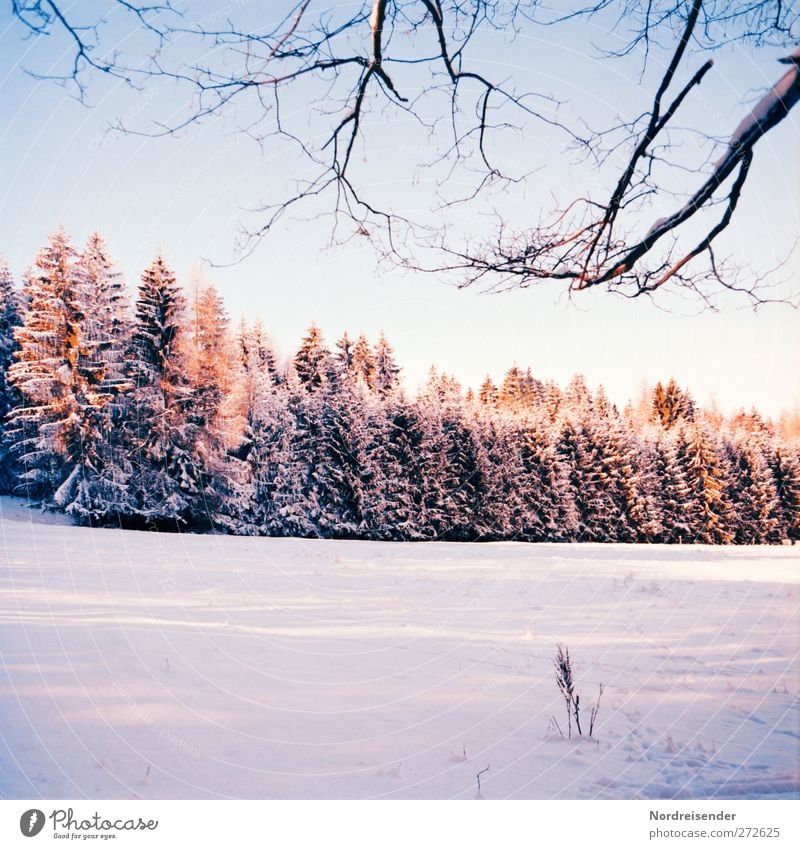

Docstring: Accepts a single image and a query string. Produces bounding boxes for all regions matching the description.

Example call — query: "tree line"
[0,229,798,543]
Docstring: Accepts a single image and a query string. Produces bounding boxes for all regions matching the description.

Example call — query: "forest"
[1,228,798,544]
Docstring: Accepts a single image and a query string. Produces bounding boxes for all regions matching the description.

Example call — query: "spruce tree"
[478,375,499,407]
[725,436,780,544]
[681,423,733,544]
[7,229,108,511]
[61,232,133,519]
[230,323,294,534]
[373,332,401,397]
[499,365,525,410]
[0,258,20,493]
[515,421,576,541]
[371,397,426,539]
[184,283,246,528]
[468,411,519,540]
[313,377,376,537]
[126,254,194,527]
[351,333,376,389]
[334,331,354,375]
[294,323,330,391]
[652,378,695,429]
[769,445,800,542]
[78,232,130,392]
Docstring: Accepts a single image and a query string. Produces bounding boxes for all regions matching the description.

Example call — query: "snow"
[729,56,800,146]
[0,497,798,800]
[644,216,670,240]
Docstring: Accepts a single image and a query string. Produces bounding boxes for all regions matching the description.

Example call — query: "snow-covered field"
[1,497,798,800]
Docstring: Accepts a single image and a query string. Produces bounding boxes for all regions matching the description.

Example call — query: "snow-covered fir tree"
[228,319,295,534]
[766,443,800,542]
[350,333,376,390]
[725,435,781,544]
[373,332,401,398]
[0,258,20,493]
[478,375,499,408]
[183,282,246,527]
[652,379,695,429]
[7,229,112,514]
[78,233,130,391]
[334,331,355,375]
[56,232,134,519]
[514,419,577,541]
[294,323,331,391]
[3,233,798,544]
[125,253,195,528]
[680,423,734,544]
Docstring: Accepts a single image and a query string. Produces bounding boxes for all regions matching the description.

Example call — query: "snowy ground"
[0,497,798,800]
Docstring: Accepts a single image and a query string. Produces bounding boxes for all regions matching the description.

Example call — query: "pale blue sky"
[1,2,798,415]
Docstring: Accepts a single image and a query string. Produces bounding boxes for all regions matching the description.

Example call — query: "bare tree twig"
[8,1,799,305]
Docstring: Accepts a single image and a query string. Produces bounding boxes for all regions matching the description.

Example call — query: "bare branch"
[8,1,798,305]
[445,43,800,304]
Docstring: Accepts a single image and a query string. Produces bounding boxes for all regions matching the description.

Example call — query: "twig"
[588,683,605,738]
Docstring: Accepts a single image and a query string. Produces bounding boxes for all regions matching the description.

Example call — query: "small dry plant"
[553,644,604,739]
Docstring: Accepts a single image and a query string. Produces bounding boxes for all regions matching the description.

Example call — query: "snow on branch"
[440,38,800,304]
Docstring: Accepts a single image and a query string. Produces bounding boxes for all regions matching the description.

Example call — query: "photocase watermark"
[475,651,536,699]
[19,807,158,839]
[193,0,258,31]
[134,134,245,255]
[19,809,46,837]
[428,575,514,635]
[87,85,161,155]
[157,570,179,595]
[114,682,200,759]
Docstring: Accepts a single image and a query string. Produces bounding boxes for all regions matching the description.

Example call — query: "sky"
[0,1,798,416]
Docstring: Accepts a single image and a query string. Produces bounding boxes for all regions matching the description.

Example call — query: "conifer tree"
[334,331,354,375]
[410,371,479,539]
[185,285,240,435]
[232,327,295,535]
[369,396,426,539]
[242,319,280,387]
[725,437,780,544]
[4,231,800,546]
[126,254,194,527]
[591,406,651,542]
[373,332,401,398]
[271,379,329,537]
[7,229,109,512]
[478,375,498,407]
[515,422,576,541]
[769,445,800,542]
[220,349,308,536]
[499,366,525,410]
[628,433,665,543]
[313,377,377,537]
[184,283,246,527]
[681,423,733,544]
[78,232,130,391]
[556,418,614,542]
[0,258,20,493]
[58,232,134,518]
[564,375,593,419]
[294,323,330,391]
[467,411,520,540]
[652,378,696,429]
[651,429,693,543]
[541,380,562,422]
[351,333,376,389]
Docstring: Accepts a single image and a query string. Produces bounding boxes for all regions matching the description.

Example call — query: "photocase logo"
[19,809,46,837]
